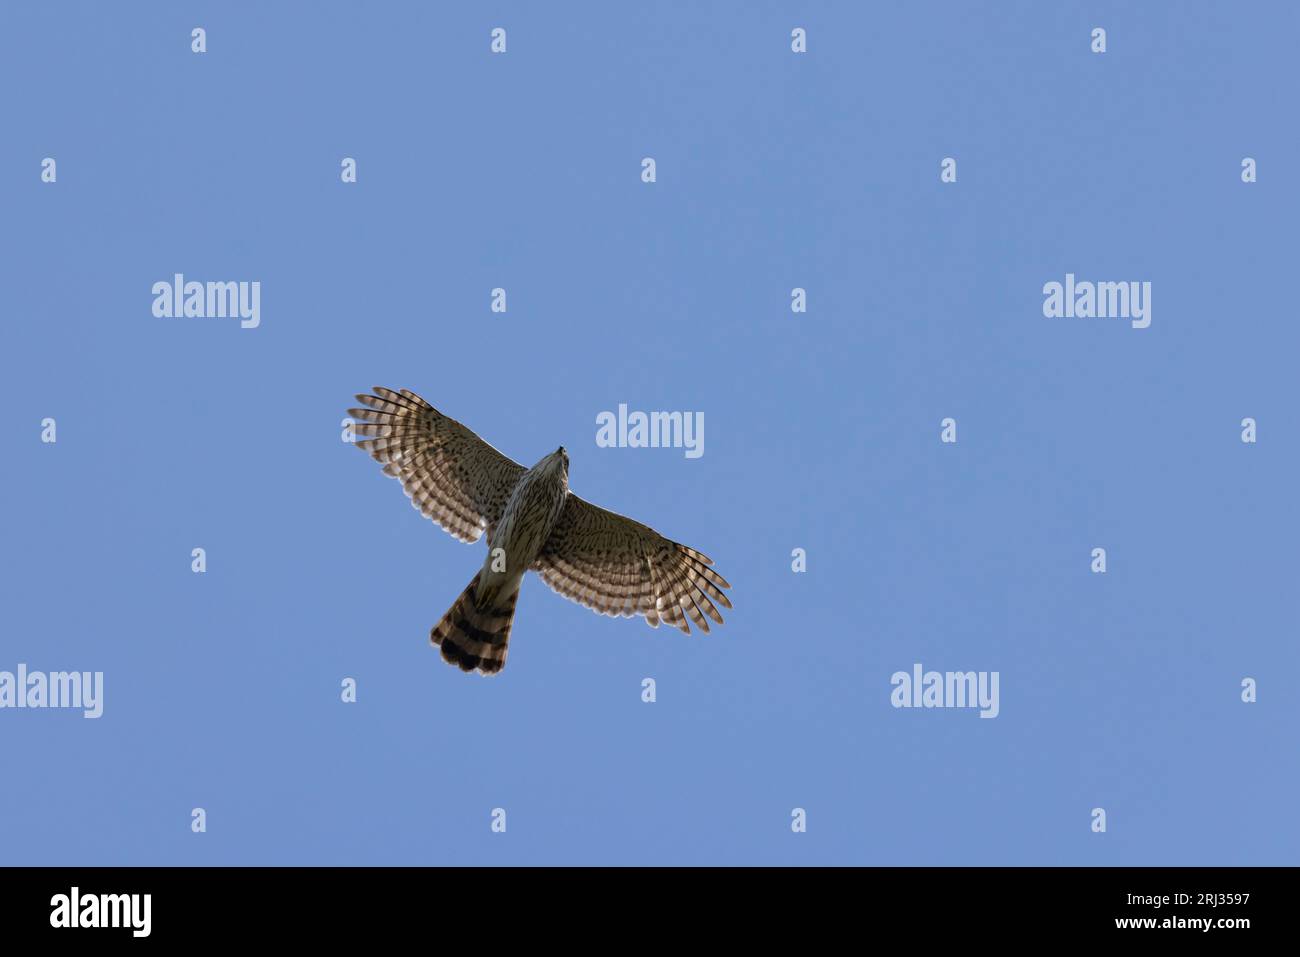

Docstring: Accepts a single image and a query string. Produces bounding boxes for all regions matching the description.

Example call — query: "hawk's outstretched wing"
[349,387,525,543]
[532,493,732,634]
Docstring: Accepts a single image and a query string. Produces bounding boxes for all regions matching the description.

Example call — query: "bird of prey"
[348,387,732,675]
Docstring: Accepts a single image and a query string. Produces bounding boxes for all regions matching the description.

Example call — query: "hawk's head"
[535,446,569,487]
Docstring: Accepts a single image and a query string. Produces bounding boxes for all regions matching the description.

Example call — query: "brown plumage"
[348,387,732,675]
[429,571,520,674]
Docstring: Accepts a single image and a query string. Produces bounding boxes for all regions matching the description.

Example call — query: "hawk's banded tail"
[430,571,520,676]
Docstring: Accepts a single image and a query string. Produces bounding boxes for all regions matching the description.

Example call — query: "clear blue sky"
[2,1,1296,865]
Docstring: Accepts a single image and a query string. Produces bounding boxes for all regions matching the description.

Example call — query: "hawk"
[348,387,732,675]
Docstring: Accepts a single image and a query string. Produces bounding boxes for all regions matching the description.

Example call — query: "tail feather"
[430,572,520,675]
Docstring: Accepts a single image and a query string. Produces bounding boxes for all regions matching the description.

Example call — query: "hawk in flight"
[348,387,733,675]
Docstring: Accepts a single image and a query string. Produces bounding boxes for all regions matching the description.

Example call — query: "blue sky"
[1,1,1296,865]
